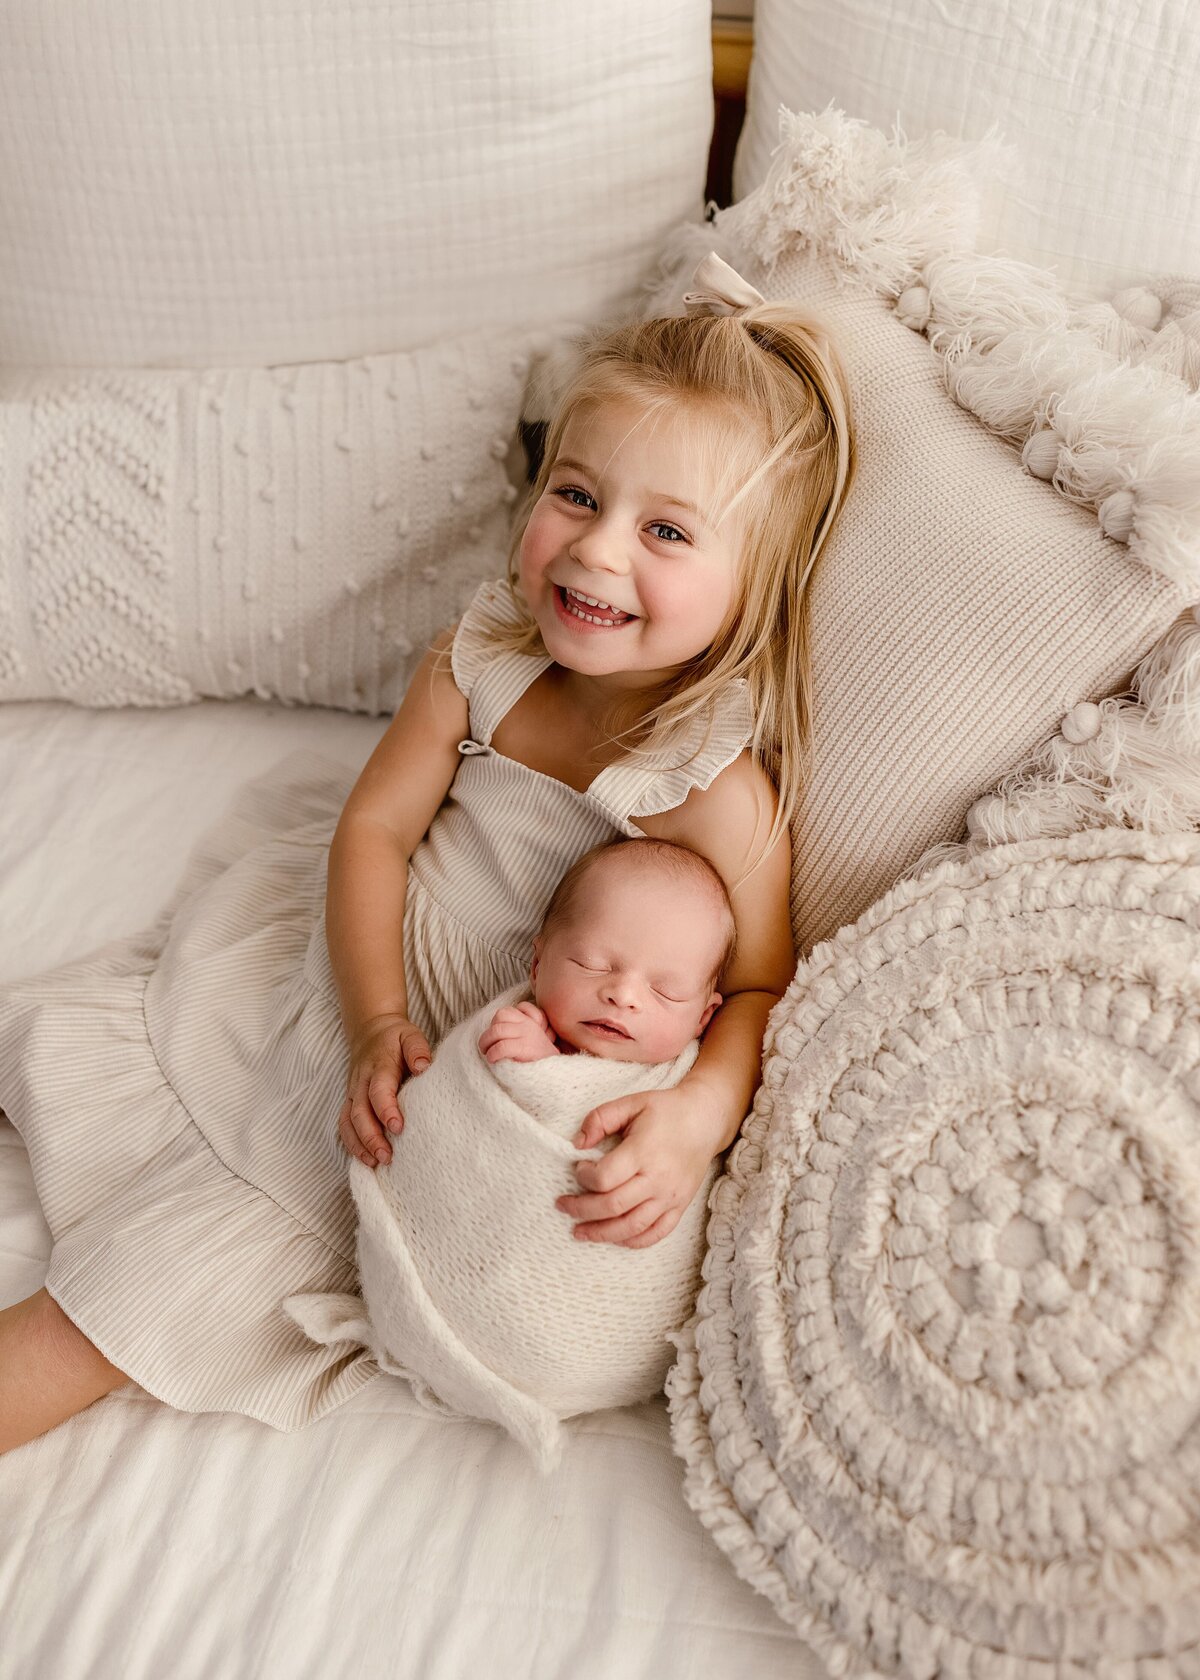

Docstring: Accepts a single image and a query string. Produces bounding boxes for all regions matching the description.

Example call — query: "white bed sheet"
[0,697,817,1680]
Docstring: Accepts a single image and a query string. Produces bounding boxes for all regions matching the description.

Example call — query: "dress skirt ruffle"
[0,754,387,1427]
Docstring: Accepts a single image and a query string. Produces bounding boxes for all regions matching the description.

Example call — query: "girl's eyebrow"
[551,458,704,522]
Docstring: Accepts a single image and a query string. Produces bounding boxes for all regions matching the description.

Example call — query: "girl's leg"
[0,1288,131,1455]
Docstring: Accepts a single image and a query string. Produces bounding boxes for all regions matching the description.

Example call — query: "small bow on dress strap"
[681,251,765,317]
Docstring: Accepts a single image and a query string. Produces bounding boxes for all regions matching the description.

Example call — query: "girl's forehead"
[557,395,754,503]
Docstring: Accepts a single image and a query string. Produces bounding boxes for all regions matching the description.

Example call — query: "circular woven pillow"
[668,826,1200,1680]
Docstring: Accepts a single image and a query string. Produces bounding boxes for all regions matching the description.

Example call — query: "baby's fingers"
[477,1021,504,1055]
[481,1027,533,1063]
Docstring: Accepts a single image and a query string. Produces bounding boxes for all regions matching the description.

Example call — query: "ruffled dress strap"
[587,679,756,831]
[450,579,551,746]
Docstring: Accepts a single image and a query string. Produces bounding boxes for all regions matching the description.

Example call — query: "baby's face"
[531,862,725,1062]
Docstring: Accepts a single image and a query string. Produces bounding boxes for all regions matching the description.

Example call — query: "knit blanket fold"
[285,983,717,1471]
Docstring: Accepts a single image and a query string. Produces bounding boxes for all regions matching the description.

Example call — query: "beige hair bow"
[681,251,765,316]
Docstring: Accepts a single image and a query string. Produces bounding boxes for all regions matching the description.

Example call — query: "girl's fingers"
[556,1177,647,1224]
[570,1146,638,1194]
[337,1103,378,1168]
[573,1096,640,1149]
[618,1208,680,1249]
[399,1026,432,1075]
[567,1200,663,1244]
[347,1091,392,1166]
[368,1074,404,1135]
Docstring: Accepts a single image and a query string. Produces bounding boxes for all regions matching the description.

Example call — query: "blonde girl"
[0,254,855,1454]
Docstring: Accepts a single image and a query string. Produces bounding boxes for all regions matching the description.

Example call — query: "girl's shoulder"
[608,677,756,830]
[638,746,778,854]
[449,578,536,704]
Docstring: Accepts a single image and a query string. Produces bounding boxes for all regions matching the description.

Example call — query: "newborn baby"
[287,836,734,1471]
[478,834,736,1070]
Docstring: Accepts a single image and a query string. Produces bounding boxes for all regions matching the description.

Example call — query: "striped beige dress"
[0,581,754,1429]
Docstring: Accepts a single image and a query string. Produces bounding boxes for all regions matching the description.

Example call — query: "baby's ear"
[698,992,722,1034]
[530,936,542,985]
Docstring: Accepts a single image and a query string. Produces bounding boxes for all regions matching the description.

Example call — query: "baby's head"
[530,838,736,1063]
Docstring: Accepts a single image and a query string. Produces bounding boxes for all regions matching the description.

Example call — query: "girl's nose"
[569,523,630,576]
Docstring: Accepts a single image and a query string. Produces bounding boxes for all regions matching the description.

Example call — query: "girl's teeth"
[563,587,628,624]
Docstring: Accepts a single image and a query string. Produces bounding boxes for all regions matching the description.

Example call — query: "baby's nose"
[602,972,640,1008]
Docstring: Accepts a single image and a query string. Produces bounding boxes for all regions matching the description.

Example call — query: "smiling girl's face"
[518,396,746,689]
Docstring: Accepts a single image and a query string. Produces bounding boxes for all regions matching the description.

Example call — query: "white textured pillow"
[0,0,711,367]
[735,0,1200,296]
[651,110,1199,955]
[668,825,1200,1677]
[0,330,549,710]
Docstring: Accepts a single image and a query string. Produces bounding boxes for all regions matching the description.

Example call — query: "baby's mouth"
[556,585,635,627]
[584,1019,631,1039]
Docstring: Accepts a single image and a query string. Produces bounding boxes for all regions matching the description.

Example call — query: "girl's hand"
[337,1013,432,1169]
[556,1085,724,1248]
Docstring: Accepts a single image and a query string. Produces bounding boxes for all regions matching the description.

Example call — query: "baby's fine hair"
[538,837,737,989]
[491,298,857,871]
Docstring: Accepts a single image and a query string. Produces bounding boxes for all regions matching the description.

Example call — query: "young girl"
[0,253,855,1455]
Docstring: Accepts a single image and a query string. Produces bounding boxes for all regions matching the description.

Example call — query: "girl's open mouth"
[584,1019,631,1039]
[554,585,635,629]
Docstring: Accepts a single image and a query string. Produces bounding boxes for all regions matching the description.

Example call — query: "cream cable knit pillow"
[648,109,1199,956]
[667,825,1200,1678]
[286,985,719,1473]
[0,330,557,710]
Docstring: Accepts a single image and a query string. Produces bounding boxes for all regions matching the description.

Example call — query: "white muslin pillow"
[286,986,719,1473]
[0,0,711,367]
[668,824,1200,1677]
[0,329,556,710]
[735,0,1200,296]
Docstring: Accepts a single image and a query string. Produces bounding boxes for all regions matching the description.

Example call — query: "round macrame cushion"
[668,826,1200,1680]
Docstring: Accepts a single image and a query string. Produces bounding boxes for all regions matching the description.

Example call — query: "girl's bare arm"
[325,629,467,1046]
[638,753,794,1152]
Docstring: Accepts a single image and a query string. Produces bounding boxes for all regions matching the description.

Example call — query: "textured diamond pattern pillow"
[0,332,546,710]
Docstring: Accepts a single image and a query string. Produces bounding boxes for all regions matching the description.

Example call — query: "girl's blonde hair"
[487,303,856,871]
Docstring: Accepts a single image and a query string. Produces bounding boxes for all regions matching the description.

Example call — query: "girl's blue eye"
[648,522,688,544]
[554,486,596,510]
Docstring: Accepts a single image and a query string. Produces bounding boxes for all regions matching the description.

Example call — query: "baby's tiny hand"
[478,1001,560,1063]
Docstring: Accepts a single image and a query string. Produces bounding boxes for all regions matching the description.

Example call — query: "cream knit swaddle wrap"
[286,984,716,1471]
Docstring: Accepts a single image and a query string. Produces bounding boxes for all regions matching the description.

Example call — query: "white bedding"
[0,697,816,1680]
